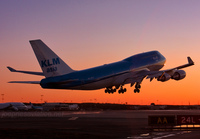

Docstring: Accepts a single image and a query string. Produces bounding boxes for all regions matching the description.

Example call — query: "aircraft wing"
[123,69,150,85]
[125,57,194,84]
[7,66,44,76]
[162,57,194,74]
[11,105,18,111]
[171,57,194,70]
[146,56,194,80]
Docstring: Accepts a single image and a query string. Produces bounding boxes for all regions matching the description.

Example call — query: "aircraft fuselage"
[40,51,166,90]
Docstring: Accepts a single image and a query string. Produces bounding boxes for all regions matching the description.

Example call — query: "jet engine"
[171,70,186,80]
[157,73,171,82]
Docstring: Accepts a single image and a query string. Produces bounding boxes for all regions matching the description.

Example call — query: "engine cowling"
[157,73,171,82]
[171,70,186,80]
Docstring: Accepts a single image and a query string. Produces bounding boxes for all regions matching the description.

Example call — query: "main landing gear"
[118,86,126,94]
[105,86,127,94]
[105,88,116,94]
[105,83,142,94]
[134,83,141,93]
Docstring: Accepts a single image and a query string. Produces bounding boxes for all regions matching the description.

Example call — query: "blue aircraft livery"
[7,39,194,94]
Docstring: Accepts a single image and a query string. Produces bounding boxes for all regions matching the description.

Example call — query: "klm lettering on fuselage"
[41,58,60,73]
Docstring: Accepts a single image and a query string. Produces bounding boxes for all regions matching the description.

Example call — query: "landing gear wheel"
[134,89,137,93]
[134,89,140,93]
[118,86,126,94]
[105,87,116,94]
[134,83,141,93]
[119,87,122,94]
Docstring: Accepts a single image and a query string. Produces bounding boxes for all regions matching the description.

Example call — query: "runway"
[0,110,200,139]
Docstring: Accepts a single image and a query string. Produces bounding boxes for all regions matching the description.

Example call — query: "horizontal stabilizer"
[7,67,17,72]
[7,66,44,76]
[8,81,40,84]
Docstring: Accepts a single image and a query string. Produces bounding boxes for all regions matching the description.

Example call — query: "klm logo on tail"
[41,58,60,73]
[41,58,60,67]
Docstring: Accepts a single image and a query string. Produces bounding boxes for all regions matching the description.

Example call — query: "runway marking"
[68,117,78,120]
[153,131,192,139]
[153,134,175,139]
[140,133,150,137]
[130,131,192,139]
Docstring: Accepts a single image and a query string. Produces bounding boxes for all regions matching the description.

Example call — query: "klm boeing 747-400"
[7,40,194,93]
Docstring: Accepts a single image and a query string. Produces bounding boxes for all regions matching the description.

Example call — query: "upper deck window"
[123,51,160,62]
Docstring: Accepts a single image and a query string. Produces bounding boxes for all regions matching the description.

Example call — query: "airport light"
[41,95,43,103]
[1,94,4,103]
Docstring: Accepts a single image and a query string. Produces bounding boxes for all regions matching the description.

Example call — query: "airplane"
[7,40,194,94]
[0,102,28,111]
[68,104,79,110]
[29,102,43,111]
[42,102,68,111]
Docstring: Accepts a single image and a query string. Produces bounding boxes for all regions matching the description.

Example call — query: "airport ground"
[0,110,200,139]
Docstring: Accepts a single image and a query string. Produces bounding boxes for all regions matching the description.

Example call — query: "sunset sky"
[1,0,200,105]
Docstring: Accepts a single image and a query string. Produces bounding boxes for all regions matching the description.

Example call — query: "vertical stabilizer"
[30,40,75,77]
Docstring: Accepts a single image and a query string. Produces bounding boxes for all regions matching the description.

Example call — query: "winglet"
[187,57,194,65]
[7,66,17,72]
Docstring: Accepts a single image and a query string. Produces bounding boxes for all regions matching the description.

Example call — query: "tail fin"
[30,40,75,77]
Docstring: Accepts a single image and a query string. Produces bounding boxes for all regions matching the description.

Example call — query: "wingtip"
[7,66,16,72]
[187,57,194,65]
[8,81,15,83]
